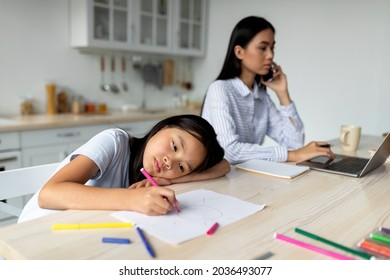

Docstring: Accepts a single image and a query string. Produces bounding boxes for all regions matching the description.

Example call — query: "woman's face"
[236,28,275,77]
[142,127,206,179]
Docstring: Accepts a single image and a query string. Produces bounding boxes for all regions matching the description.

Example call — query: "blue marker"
[136,227,155,258]
[102,237,131,244]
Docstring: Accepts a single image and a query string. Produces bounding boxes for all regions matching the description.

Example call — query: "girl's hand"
[126,187,178,216]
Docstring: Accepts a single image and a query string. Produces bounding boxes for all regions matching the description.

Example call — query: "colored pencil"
[52,222,133,230]
[295,228,374,259]
[274,233,356,260]
[370,233,390,245]
[358,240,390,258]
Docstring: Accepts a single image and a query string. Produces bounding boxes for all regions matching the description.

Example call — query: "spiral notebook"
[236,159,310,179]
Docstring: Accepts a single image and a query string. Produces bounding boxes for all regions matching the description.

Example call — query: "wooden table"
[0,135,389,260]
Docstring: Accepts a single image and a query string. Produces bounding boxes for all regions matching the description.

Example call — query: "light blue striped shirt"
[202,77,305,164]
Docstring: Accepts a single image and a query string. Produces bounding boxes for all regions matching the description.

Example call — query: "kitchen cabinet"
[0,132,22,171]
[70,0,207,57]
[20,125,109,167]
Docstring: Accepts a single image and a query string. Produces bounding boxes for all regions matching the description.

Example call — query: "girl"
[201,16,334,164]
[18,114,230,222]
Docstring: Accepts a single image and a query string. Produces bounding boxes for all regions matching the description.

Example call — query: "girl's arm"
[38,155,177,215]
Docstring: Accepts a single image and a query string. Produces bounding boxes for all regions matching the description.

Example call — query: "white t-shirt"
[18,128,131,223]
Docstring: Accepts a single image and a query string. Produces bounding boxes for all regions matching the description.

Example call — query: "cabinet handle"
[56,132,81,138]
[0,156,18,163]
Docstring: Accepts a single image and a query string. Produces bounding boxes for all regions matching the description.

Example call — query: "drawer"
[20,125,109,148]
[114,120,158,138]
[0,132,20,151]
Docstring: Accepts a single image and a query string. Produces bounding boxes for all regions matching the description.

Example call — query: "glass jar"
[20,96,34,115]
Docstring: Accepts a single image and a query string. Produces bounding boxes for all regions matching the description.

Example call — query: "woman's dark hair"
[217,16,275,84]
[200,16,275,115]
[128,114,224,184]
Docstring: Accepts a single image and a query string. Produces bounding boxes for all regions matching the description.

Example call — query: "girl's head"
[217,16,275,82]
[129,115,224,183]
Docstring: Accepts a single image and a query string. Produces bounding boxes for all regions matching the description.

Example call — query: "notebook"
[297,133,390,178]
[236,159,310,179]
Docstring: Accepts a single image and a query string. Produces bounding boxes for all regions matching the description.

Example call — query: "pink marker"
[206,222,219,235]
[140,168,180,213]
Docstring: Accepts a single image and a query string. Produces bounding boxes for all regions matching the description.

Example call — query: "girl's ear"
[234,45,244,59]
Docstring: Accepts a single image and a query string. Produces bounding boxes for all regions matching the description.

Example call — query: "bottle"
[46,82,56,115]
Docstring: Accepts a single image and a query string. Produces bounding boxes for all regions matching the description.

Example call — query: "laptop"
[297,133,390,177]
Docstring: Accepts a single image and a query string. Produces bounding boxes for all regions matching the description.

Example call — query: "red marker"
[206,222,219,235]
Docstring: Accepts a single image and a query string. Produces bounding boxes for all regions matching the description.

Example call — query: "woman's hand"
[126,187,179,216]
[288,141,335,163]
[261,63,292,106]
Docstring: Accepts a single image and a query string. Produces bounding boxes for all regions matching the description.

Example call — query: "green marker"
[295,228,374,260]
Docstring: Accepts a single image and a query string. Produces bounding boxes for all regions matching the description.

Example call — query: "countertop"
[0,108,200,132]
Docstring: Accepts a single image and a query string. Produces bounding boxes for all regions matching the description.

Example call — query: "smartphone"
[262,66,274,82]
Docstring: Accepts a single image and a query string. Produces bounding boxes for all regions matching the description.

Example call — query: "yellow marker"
[52,222,133,230]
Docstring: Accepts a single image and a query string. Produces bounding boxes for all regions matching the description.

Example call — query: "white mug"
[340,125,361,151]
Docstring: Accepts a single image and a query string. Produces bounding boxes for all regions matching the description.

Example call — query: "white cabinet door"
[71,0,134,50]
[21,145,69,167]
[172,0,207,56]
[132,0,173,54]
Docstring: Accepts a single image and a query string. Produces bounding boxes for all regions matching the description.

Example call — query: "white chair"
[0,163,58,220]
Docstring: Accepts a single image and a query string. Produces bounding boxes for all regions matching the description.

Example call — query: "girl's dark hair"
[128,114,224,184]
[217,16,275,84]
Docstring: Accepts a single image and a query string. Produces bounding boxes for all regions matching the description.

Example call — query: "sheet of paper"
[111,189,265,244]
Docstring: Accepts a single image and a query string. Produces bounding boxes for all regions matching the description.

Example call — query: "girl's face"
[235,28,275,77]
[142,127,206,179]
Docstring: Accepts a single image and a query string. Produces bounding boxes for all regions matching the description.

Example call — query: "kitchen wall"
[1,0,389,143]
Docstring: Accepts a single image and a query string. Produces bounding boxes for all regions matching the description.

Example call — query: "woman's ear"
[234,45,244,59]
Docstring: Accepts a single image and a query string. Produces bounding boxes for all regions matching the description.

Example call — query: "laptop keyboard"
[328,157,369,174]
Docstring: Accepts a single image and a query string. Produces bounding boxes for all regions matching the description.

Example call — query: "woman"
[201,16,334,164]
[19,115,230,222]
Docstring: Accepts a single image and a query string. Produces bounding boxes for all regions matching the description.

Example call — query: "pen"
[102,237,131,244]
[52,222,133,230]
[295,228,374,259]
[274,233,356,260]
[319,144,333,148]
[140,167,180,213]
[137,226,155,258]
[206,222,219,235]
